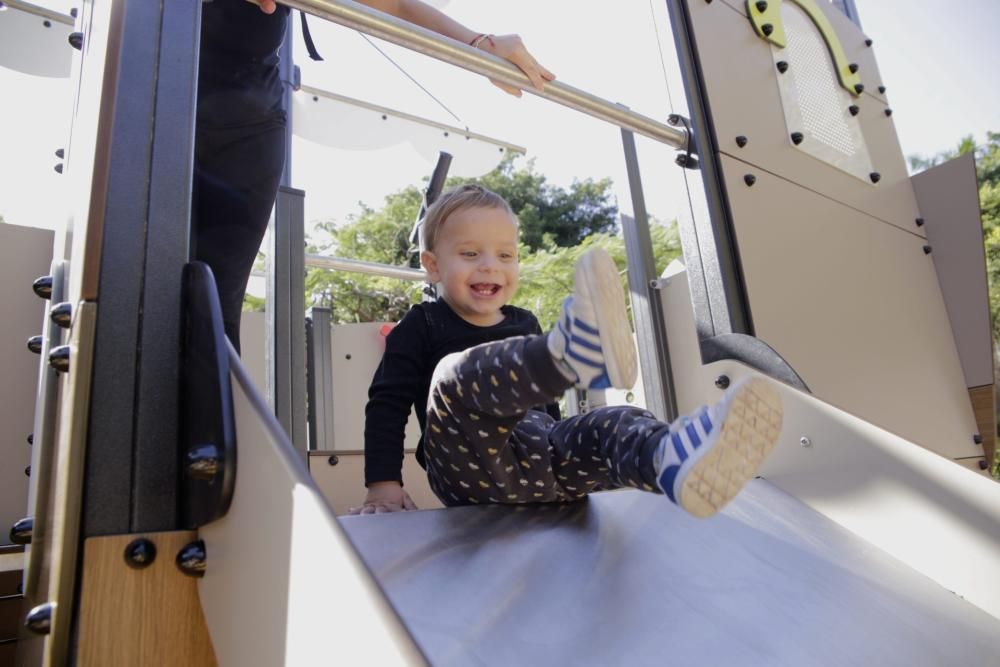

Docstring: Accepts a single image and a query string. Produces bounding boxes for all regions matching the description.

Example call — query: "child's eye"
[500,253,515,261]
[461,251,478,258]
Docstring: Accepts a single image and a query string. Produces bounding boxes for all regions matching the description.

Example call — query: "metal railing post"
[306,307,334,451]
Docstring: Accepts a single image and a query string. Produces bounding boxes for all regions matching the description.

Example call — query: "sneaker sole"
[678,378,783,518]
[577,248,638,388]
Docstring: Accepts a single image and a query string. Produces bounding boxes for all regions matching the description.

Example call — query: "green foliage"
[461,154,618,251]
[514,219,682,330]
[301,154,621,325]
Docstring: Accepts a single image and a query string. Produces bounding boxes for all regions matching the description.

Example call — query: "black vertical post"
[620,129,678,422]
[82,0,201,536]
[664,0,754,340]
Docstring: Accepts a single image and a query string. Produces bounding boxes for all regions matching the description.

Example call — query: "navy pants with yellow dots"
[424,335,670,507]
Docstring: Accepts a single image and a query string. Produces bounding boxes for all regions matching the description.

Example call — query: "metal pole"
[267,187,308,458]
[305,254,428,281]
[306,307,334,450]
[281,0,687,149]
[620,130,679,422]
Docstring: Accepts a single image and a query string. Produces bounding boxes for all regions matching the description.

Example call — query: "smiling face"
[421,205,520,327]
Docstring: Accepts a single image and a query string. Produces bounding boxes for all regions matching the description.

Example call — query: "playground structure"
[1,0,999,665]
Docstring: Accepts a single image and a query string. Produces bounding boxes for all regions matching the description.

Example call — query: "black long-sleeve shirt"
[364,299,560,486]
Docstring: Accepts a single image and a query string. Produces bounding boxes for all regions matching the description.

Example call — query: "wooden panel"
[309,452,444,514]
[720,155,979,459]
[689,0,921,234]
[969,385,996,466]
[77,531,216,667]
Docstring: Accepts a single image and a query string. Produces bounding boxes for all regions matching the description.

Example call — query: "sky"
[1,0,998,238]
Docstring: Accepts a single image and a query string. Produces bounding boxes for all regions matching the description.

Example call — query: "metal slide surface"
[341,484,999,666]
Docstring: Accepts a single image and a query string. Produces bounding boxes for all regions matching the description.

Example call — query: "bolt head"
[799,436,812,447]
[761,23,774,36]
[923,245,932,254]
[176,540,207,578]
[744,174,756,187]
[915,217,925,227]
[848,105,860,116]
[27,335,43,355]
[980,460,990,470]
[973,433,983,445]
[790,132,804,145]
[865,38,873,46]
[25,603,53,635]
[328,455,340,466]
[68,31,83,50]
[855,83,865,94]
[124,538,157,569]
[884,108,893,117]
[714,375,731,390]
[755,0,768,12]
[735,135,748,148]
[869,172,881,184]
[776,60,788,73]
[32,275,53,299]
[878,85,886,94]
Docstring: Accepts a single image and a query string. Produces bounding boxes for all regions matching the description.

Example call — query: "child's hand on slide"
[350,481,418,514]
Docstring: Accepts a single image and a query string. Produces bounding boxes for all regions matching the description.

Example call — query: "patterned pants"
[424,335,671,507]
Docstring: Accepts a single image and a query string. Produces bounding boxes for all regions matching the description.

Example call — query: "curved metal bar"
[282,0,688,149]
[305,254,428,282]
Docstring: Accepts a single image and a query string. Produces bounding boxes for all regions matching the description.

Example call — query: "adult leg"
[191,117,285,354]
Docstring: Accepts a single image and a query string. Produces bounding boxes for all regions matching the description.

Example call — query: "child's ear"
[421,250,440,283]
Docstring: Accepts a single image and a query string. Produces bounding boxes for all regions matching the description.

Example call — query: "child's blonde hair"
[421,184,515,251]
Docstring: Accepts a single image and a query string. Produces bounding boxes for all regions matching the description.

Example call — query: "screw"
[176,540,207,578]
[124,538,157,569]
[762,23,774,37]
[25,603,53,635]
[10,517,33,545]
[799,436,812,447]
[915,218,924,227]
[55,148,64,159]
[755,0,767,11]
[185,444,221,481]
[675,154,690,168]
[884,108,893,117]
[27,335,43,354]
[33,275,53,299]
[68,31,83,50]
[54,164,63,174]
[735,135,748,148]
[878,85,886,94]
[973,434,983,445]
[848,63,859,74]
[49,345,70,373]
[848,105,860,116]
[865,38,873,47]
[776,60,788,74]
[27,433,33,445]
[790,132,804,145]
[715,375,731,389]
[43,19,51,27]
[855,83,865,94]
[24,466,30,477]
[923,245,932,254]
[869,172,881,184]
[381,114,387,120]
[345,354,352,360]
[328,455,340,466]
[744,174,756,187]
[980,460,989,470]
[50,302,72,328]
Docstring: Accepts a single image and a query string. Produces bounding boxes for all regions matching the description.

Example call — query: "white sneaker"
[547,247,638,389]
[656,377,783,518]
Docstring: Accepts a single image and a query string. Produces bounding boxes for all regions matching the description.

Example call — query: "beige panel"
[197,355,425,667]
[912,154,994,389]
[309,452,444,515]
[720,155,979,458]
[690,0,920,233]
[330,322,421,451]
[0,224,53,545]
[954,457,994,479]
[969,385,996,466]
[718,0,887,105]
[76,531,216,667]
[238,310,267,393]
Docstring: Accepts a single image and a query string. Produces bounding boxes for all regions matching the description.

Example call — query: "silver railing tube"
[282,0,688,148]
[306,254,428,281]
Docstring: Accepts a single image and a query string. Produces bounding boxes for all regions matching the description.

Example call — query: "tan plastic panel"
[721,155,979,458]
[198,354,426,667]
[330,323,421,451]
[0,224,53,545]
[718,0,887,105]
[309,452,444,515]
[912,154,994,389]
[690,0,919,233]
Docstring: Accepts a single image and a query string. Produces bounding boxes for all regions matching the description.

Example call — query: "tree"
[300,154,621,324]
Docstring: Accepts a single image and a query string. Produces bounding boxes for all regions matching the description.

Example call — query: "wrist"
[469,33,495,50]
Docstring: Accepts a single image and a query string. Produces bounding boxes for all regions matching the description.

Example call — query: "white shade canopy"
[0,2,73,78]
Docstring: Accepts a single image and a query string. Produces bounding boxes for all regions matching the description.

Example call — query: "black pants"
[191,108,285,353]
[424,335,669,506]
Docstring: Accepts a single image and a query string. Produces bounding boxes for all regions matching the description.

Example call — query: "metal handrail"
[306,253,428,281]
[282,0,689,149]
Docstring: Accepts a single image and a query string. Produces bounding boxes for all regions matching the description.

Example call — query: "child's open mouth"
[471,283,501,297]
